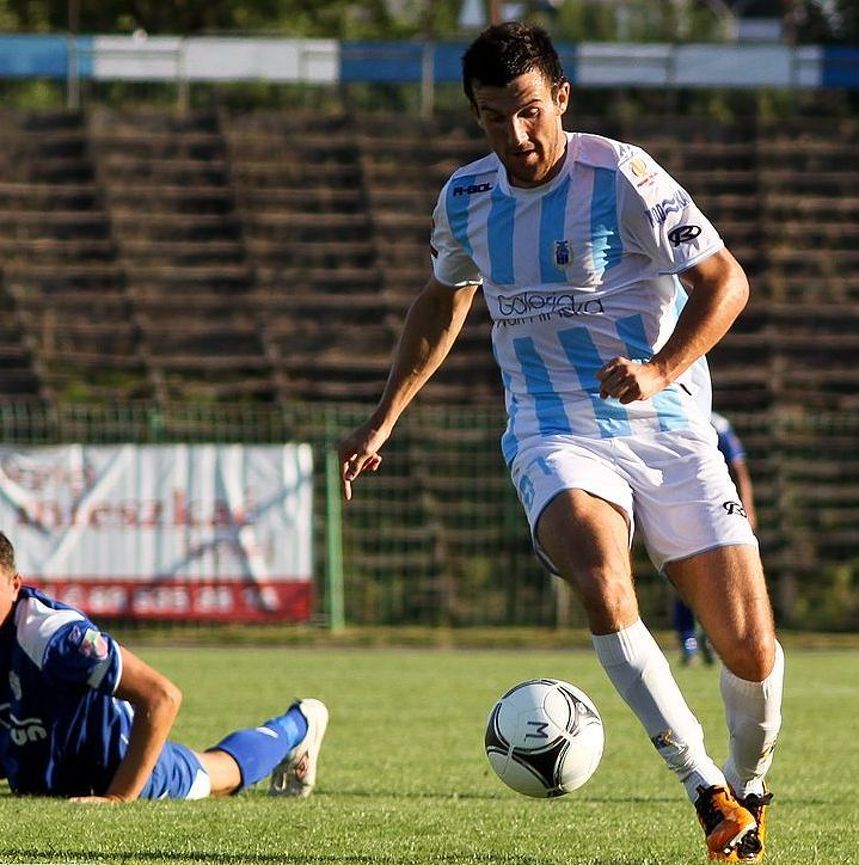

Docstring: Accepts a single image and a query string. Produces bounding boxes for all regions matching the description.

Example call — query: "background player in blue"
[676,411,759,665]
[0,531,328,802]
[338,21,782,863]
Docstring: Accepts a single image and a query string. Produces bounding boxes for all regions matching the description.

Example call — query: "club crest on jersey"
[554,240,572,268]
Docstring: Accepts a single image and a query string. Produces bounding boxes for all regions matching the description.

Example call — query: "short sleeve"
[42,620,123,695]
[617,148,724,275]
[430,184,483,288]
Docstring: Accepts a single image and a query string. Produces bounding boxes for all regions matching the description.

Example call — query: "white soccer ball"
[484,678,604,798]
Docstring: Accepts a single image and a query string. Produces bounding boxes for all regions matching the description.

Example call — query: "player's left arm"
[71,645,182,803]
[598,248,748,402]
[598,149,749,403]
[598,248,749,404]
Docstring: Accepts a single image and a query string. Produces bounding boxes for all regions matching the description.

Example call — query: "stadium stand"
[0,111,132,400]
[224,110,401,401]
[353,112,500,402]
[88,108,276,403]
[755,119,859,412]
[1,108,855,413]
[0,107,855,627]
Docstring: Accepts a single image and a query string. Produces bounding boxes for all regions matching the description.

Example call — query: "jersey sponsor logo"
[0,704,48,745]
[667,224,702,247]
[554,240,572,268]
[497,291,605,319]
[645,189,690,226]
[451,182,493,196]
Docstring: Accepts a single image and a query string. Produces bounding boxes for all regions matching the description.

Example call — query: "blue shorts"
[139,742,211,800]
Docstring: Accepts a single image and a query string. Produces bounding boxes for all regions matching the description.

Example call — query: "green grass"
[1,646,856,864]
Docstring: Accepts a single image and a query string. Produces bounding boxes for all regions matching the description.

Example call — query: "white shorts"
[509,426,758,573]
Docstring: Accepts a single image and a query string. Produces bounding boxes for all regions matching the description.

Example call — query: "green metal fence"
[0,401,856,630]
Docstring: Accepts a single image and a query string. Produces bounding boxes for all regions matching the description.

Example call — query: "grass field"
[1,644,856,865]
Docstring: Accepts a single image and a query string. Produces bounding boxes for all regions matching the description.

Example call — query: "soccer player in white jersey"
[0,532,328,802]
[338,21,782,863]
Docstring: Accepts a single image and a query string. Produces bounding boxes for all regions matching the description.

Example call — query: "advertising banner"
[0,444,313,621]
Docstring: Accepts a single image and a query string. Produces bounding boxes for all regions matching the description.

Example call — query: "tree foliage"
[786,0,859,44]
[0,0,463,38]
[0,0,853,42]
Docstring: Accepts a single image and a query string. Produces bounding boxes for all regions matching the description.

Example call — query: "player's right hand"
[337,423,390,501]
[69,794,125,804]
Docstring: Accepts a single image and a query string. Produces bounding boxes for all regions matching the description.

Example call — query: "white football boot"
[269,698,329,798]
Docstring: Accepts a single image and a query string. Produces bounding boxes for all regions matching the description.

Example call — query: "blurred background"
[0,0,856,634]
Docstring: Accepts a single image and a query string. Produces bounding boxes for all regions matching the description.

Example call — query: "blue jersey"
[431,132,721,463]
[0,586,127,796]
[711,411,746,464]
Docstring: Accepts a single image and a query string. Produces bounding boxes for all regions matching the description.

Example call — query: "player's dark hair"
[0,531,15,579]
[462,21,567,105]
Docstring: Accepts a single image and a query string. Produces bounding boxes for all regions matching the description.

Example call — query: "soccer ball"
[484,678,604,798]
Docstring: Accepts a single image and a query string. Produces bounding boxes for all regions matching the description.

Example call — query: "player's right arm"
[338,275,478,501]
[71,646,182,803]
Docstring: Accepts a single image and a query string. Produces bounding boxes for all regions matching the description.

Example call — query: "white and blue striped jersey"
[431,132,721,465]
[0,586,127,796]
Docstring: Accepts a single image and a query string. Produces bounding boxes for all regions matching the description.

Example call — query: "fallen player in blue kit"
[0,530,327,801]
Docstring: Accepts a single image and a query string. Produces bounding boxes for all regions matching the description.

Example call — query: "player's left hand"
[596,357,668,404]
[68,794,126,804]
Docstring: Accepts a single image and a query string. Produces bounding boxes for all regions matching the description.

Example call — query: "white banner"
[0,444,313,621]
[91,36,340,83]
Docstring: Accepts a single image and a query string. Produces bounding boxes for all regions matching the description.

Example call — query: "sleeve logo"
[667,225,702,247]
[629,157,648,177]
[79,627,109,660]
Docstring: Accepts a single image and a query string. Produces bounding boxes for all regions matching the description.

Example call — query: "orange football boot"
[733,788,774,863]
[695,784,757,861]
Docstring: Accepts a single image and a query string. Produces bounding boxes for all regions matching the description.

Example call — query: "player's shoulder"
[572,132,640,170]
[14,586,84,624]
[573,133,666,190]
[441,152,502,195]
[13,587,87,668]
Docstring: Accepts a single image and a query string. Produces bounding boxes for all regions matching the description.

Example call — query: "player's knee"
[571,568,637,626]
[721,631,776,681]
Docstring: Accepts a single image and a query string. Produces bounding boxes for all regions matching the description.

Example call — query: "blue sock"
[211,705,308,790]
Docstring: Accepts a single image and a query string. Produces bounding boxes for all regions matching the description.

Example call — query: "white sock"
[720,640,784,799]
[592,619,725,802]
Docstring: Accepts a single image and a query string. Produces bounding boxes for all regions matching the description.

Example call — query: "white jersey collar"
[496,131,579,198]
